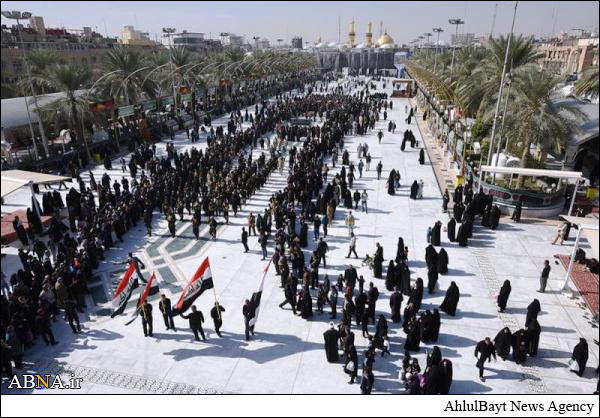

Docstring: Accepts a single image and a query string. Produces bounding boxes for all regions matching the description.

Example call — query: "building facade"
[537,34,599,75]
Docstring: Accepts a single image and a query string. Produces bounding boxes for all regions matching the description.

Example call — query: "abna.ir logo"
[7,374,83,390]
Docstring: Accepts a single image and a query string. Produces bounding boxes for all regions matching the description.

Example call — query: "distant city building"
[220,32,244,48]
[257,38,270,50]
[29,16,46,37]
[168,30,223,54]
[291,36,303,49]
[120,25,156,47]
[451,33,475,47]
[1,17,158,96]
[537,34,599,75]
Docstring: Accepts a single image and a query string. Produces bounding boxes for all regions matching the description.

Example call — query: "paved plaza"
[1,78,598,395]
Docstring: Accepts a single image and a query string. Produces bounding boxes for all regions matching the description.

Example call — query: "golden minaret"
[349,20,356,48]
[366,22,373,47]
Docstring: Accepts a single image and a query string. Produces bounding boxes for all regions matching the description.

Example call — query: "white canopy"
[480,165,583,180]
[560,215,600,260]
[1,169,71,198]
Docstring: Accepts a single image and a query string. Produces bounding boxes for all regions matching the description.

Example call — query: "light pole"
[2,10,50,158]
[448,18,465,76]
[162,27,179,117]
[479,1,518,192]
[423,32,432,57]
[432,28,444,73]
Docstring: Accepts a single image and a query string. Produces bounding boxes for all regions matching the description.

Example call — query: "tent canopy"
[480,165,583,180]
[1,169,71,198]
[1,179,24,198]
[560,215,600,260]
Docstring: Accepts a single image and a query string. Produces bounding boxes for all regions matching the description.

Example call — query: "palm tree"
[459,35,543,117]
[34,63,93,158]
[96,46,157,105]
[575,66,599,100]
[501,68,587,187]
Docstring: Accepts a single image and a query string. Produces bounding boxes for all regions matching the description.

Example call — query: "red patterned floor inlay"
[556,254,599,315]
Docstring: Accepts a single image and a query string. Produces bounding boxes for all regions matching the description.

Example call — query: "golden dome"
[376,32,394,47]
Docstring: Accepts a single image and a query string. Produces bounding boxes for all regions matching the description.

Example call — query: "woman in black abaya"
[497,280,512,313]
[447,218,456,242]
[494,327,512,361]
[525,299,541,328]
[439,281,460,316]
[410,180,418,200]
[385,260,396,291]
[526,318,541,357]
[437,248,449,274]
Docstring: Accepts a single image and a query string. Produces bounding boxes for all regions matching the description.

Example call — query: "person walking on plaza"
[313,215,321,241]
[211,302,226,338]
[243,299,255,341]
[361,190,368,213]
[347,233,359,258]
[366,153,372,171]
[474,337,496,381]
[181,305,206,342]
[376,161,383,180]
[64,297,81,334]
[159,294,175,331]
[538,260,551,293]
[552,222,568,245]
[345,211,356,237]
[241,227,250,253]
[260,231,268,260]
[248,213,257,236]
[140,300,153,338]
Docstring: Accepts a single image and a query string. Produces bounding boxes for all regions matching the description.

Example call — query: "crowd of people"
[1,73,597,395]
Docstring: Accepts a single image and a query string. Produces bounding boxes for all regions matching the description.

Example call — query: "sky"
[1,1,599,45]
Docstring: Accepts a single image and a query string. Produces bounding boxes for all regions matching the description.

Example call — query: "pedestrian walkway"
[409,97,457,217]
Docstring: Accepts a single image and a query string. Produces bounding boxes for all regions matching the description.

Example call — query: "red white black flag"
[172,258,214,316]
[125,272,160,325]
[111,262,139,318]
[249,258,272,327]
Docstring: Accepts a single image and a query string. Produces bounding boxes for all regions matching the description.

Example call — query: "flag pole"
[210,258,222,321]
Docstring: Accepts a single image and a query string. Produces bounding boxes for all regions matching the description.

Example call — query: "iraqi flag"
[172,258,214,316]
[125,272,160,325]
[110,262,139,318]
[249,258,272,327]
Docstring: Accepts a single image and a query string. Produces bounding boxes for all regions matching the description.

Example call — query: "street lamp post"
[2,10,50,159]
[423,32,432,57]
[432,28,444,73]
[448,18,465,76]
[162,27,179,118]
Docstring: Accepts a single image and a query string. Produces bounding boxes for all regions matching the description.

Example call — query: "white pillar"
[568,179,579,216]
[562,226,583,292]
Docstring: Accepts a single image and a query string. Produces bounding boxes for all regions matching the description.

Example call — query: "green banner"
[181,93,192,102]
[141,100,157,111]
[118,105,135,117]
[160,96,174,106]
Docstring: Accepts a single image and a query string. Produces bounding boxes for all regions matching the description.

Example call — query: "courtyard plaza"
[1,77,597,394]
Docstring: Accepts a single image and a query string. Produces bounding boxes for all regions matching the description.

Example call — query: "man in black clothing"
[241,227,250,253]
[317,238,329,268]
[140,301,153,337]
[538,260,551,293]
[211,302,226,337]
[474,337,496,381]
[243,299,255,341]
[367,282,379,325]
[64,298,81,334]
[279,281,297,315]
[181,305,206,341]
[159,294,175,331]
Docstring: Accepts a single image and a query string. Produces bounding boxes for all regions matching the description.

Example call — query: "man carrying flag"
[245,259,272,340]
[159,294,175,331]
[172,258,214,316]
[125,272,160,327]
[111,262,139,318]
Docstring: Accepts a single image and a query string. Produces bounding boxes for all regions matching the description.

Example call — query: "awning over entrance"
[1,169,71,198]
